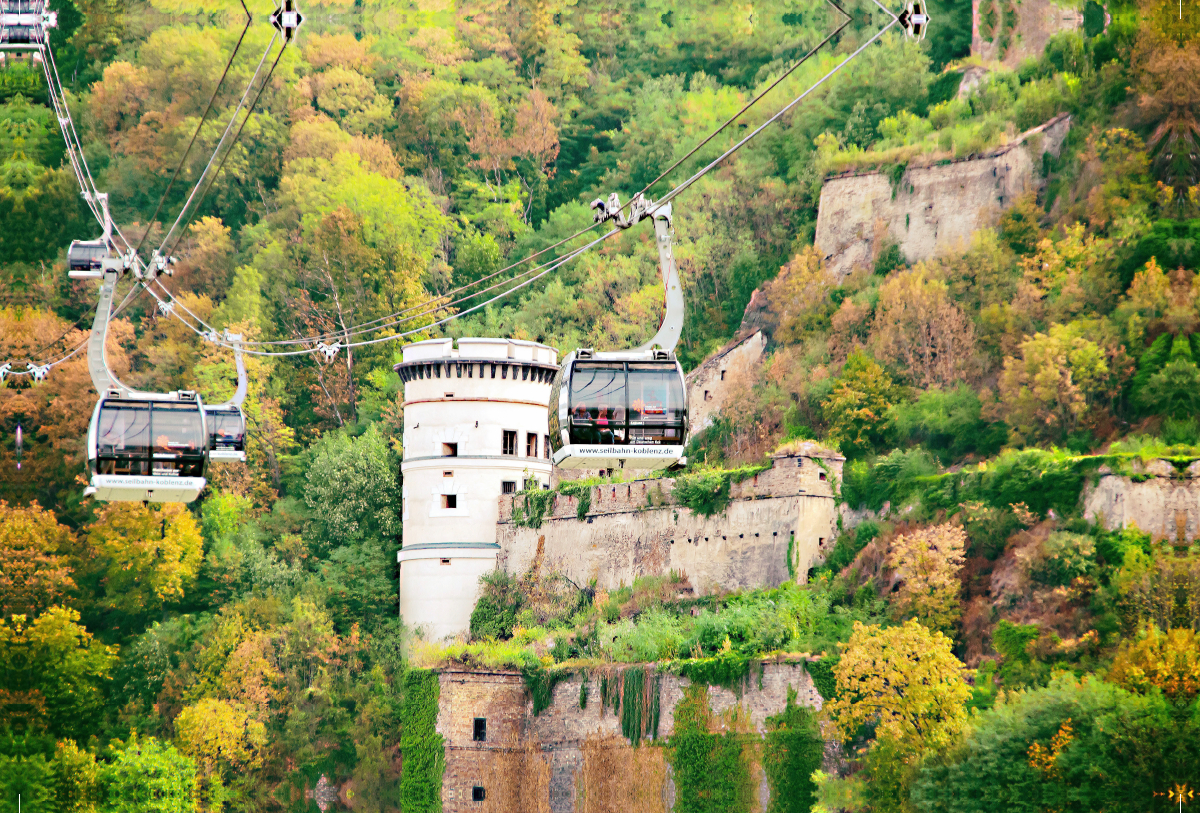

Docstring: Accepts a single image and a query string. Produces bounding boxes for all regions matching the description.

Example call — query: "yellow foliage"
[84,503,204,615]
[1108,625,1200,700]
[830,620,971,751]
[175,697,268,776]
[887,524,967,635]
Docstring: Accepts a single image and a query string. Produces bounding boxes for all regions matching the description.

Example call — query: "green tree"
[822,351,904,457]
[99,735,197,813]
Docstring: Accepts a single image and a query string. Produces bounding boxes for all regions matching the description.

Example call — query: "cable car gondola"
[73,197,248,502]
[549,196,689,471]
[68,240,114,272]
[204,336,248,463]
[898,0,930,40]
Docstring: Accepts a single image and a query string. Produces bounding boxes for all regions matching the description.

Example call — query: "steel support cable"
[150,227,620,356]
[133,0,254,262]
[161,5,900,359]
[45,44,112,233]
[156,31,284,262]
[152,218,614,345]
[147,3,856,348]
[7,280,145,372]
[38,54,102,225]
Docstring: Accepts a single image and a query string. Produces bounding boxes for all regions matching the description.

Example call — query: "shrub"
[469,571,524,640]
[1028,532,1095,587]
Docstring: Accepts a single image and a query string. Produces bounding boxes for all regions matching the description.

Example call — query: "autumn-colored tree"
[830,620,972,751]
[762,245,838,344]
[995,321,1132,444]
[887,524,967,635]
[0,500,75,617]
[822,350,904,457]
[869,267,978,388]
[1107,625,1200,700]
[175,697,269,777]
[83,502,204,618]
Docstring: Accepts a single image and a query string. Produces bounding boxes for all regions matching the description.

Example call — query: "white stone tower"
[393,337,558,640]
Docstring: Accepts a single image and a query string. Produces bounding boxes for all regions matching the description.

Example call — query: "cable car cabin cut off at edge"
[549,195,689,471]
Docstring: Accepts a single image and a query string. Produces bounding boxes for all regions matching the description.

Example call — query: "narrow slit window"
[443,442,458,457]
[473,718,487,741]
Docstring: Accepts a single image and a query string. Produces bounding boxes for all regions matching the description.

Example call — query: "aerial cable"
[149,227,620,357]
[155,30,286,263]
[161,2,899,360]
[150,218,612,346]
[133,0,255,262]
[144,0,855,348]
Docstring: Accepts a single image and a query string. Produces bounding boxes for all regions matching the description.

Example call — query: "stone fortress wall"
[496,444,844,594]
[814,113,1072,281]
[436,662,825,813]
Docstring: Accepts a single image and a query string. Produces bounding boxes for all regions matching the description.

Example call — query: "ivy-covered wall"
[401,670,445,813]
[432,662,826,813]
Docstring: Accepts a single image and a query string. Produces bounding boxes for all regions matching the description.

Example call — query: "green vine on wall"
[557,480,593,519]
[523,665,568,716]
[618,666,662,746]
[674,464,769,517]
[669,684,755,813]
[678,651,754,696]
[400,670,444,813]
[763,686,824,813]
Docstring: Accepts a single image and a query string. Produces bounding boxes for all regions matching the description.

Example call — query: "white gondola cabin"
[86,391,208,502]
[550,195,689,471]
[548,349,687,470]
[205,404,246,462]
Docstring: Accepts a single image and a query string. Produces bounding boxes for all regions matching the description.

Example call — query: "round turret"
[394,337,558,640]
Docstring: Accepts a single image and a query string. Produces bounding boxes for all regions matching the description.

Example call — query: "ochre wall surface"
[814,114,1071,281]
[437,663,825,813]
[684,330,768,434]
[497,449,843,591]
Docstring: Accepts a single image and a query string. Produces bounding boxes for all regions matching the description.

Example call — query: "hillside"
[3,0,1200,810]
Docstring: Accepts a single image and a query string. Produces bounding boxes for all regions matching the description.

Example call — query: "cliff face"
[814,114,1071,281]
[497,448,844,593]
[436,662,825,813]
[1084,461,1200,541]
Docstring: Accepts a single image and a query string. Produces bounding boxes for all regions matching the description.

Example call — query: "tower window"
[442,442,458,457]
[442,494,457,509]
[444,471,453,477]
[526,432,538,457]
[720,370,726,380]
[445,392,454,398]
[472,787,486,802]
[440,558,451,565]
[544,435,550,459]
[704,390,711,401]
[502,481,516,494]
[819,471,827,481]
[502,430,517,456]
[473,718,487,741]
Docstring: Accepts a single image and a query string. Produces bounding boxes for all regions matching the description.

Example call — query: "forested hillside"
[4,0,1200,808]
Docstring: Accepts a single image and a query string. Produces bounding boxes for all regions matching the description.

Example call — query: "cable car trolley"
[0,0,55,50]
[898,0,930,40]
[72,197,248,502]
[549,194,689,471]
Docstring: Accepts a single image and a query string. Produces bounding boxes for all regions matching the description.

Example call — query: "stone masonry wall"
[685,330,768,434]
[496,448,844,592]
[814,113,1071,281]
[437,663,824,813]
[1084,461,1200,541]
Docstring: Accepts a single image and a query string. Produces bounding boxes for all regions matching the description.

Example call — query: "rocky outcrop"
[814,113,1071,281]
[1083,460,1200,541]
